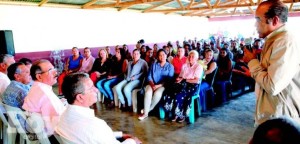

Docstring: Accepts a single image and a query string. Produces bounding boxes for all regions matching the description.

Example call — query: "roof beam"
[198,11,253,17]
[143,0,173,13]
[82,0,99,9]
[88,0,163,9]
[147,3,262,13]
[204,0,212,9]
[191,1,206,7]
[289,2,294,11]
[187,0,194,9]
[39,0,48,6]
[248,0,255,6]
[213,0,221,8]
[176,0,185,10]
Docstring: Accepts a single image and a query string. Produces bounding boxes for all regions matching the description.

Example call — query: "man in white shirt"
[79,47,95,73]
[0,54,15,96]
[22,59,66,137]
[56,72,141,144]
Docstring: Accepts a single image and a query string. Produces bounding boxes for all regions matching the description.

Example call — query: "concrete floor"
[92,92,256,144]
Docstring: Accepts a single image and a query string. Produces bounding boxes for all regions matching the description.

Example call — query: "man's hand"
[176,77,183,83]
[241,66,251,77]
[243,48,257,63]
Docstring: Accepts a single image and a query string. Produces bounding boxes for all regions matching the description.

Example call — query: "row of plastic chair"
[0,101,71,144]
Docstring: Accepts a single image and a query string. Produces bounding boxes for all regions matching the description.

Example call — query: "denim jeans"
[96,78,122,100]
[115,79,140,106]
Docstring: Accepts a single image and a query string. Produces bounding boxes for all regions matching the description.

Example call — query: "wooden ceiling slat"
[82,0,99,9]
[1,0,300,17]
[176,0,185,10]
[289,2,294,11]
[143,0,173,12]
[204,0,212,9]
[213,0,221,8]
[38,0,48,6]
[187,0,194,9]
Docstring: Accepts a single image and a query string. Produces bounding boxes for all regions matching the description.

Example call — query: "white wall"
[0,5,209,53]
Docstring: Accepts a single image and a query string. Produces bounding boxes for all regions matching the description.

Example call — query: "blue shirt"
[147,61,174,85]
[2,80,30,108]
[126,59,148,81]
[69,55,83,70]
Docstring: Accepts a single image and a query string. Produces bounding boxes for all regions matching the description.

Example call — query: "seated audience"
[105,46,113,59]
[58,47,83,95]
[0,54,15,96]
[90,48,111,84]
[115,49,148,111]
[152,43,159,58]
[249,117,300,144]
[2,62,31,108]
[215,48,233,103]
[138,49,174,120]
[78,47,95,73]
[199,49,217,110]
[96,48,128,108]
[163,50,203,122]
[143,47,155,67]
[140,45,147,59]
[123,44,132,61]
[19,57,34,86]
[22,59,66,136]
[232,50,255,91]
[171,47,187,78]
[56,73,141,144]
[18,57,32,69]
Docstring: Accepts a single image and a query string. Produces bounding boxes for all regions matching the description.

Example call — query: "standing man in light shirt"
[0,54,15,96]
[244,0,300,126]
[79,47,95,73]
[56,72,141,144]
[22,59,66,137]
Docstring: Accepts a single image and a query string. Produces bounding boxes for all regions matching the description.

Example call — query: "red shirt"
[172,56,187,75]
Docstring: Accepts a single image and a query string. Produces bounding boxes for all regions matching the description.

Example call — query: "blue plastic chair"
[159,70,204,124]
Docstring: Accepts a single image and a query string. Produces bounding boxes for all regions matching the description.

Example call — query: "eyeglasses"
[37,68,57,75]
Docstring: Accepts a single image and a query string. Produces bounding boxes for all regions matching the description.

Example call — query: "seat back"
[27,113,51,144]
[0,102,8,126]
[60,136,76,144]
[4,104,43,143]
[206,67,218,87]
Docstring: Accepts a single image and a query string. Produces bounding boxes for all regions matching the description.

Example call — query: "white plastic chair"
[4,104,53,144]
[0,102,17,144]
[27,113,63,144]
[60,136,76,144]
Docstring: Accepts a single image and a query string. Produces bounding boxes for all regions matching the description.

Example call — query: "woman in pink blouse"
[163,50,203,123]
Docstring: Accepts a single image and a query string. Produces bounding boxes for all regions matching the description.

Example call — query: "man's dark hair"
[262,0,288,24]
[250,117,300,144]
[30,59,49,80]
[62,72,89,104]
[7,62,24,81]
[132,49,140,54]
[19,58,32,65]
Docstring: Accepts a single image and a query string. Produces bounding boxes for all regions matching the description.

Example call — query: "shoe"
[107,101,115,109]
[178,117,185,123]
[138,114,148,121]
[172,116,178,122]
